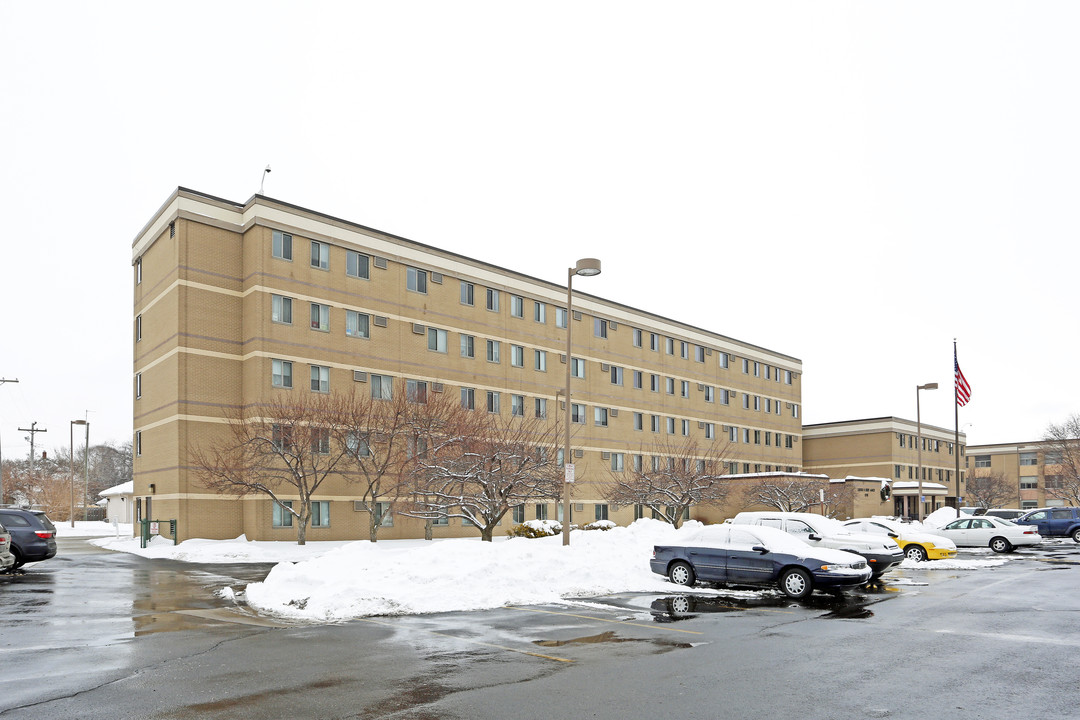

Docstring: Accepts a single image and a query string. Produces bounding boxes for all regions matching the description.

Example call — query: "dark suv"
[1014,507,1080,543]
[0,508,57,569]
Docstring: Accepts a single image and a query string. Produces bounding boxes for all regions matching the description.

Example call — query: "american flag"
[955,354,972,407]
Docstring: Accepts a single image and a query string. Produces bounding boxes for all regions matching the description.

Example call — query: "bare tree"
[405,402,563,541]
[1042,414,1080,506]
[191,394,353,544]
[964,471,1017,509]
[603,436,732,528]
[739,473,851,517]
[332,386,451,542]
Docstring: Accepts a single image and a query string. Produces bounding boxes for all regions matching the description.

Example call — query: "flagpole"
[954,339,961,516]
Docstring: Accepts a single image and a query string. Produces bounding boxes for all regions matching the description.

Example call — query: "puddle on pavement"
[647,589,881,622]
[533,630,692,651]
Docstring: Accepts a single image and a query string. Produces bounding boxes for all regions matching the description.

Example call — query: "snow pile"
[923,507,960,529]
[90,533,358,564]
[243,519,689,621]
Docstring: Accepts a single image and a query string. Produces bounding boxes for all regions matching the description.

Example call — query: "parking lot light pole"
[70,420,87,527]
[563,258,601,547]
[916,383,938,521]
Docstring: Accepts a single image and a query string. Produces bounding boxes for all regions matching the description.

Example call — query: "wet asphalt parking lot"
[1,537,1078,719]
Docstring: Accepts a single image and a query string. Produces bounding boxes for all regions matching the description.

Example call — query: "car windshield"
[992,517,1017,527]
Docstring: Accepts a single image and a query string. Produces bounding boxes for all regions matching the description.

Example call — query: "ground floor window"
[536,503,548,521]
[273,500,293,527]
[311,501,329,527]
[513,504,525,523]
[374,502,393,527]
[595,504,609,521]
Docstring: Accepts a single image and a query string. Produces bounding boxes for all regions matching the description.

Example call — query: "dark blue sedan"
[650,523,872,598]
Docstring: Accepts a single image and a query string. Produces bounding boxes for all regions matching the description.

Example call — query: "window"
[536,504,548,521]
[1020,452,1038,466]
[785,370,793,384]
[650,333,659,351]
[511,394,525,416]
[555,307,567,328]
[754,362,761,377]
[310,303,329,331]
[487,339,501,363]
[272,359,293,388]
[534,397,547,419]
[535,349,547,371]
[680,341,689,359]
[460,281,475,306]
[719,352,729,369]
[407,267,427,293]
[374,502,393,527]
[136,314,142,342]
[765,398,772,413]
[742,358,750,374]
[310,365,329,393]
[346,432,371,457]
[754,430,761,444]
[571,403,586,424]
[486,288,500,311]
[534,301,546,323]
[651,374,660,392]
[666,377,675,395]
[346,251,369,279]
[511,345,524,367]
[371,374,393,400]
[135,258,142,284]
[665,337,674,354]
[680,380,689,398]
[704,386,714,403]
[633,328,642,347]
[594,318,608,338]
[510,295,524,318]
[460,334,475,358]
[272,230,292,261]
[695,345,705,362]
[310,501,330,527]
[729,426,738,442]
[271,295,292,324]
[310,240,329,270]
[513,505,525,524]
[651,415,660,433]
[407,379,428,404]
[135,372,142,399]
[705,423,715,439]
[273,500,293,527]
[634,412,643,431]
[428,328,448,353]
[753,396,761,411]
[461,387,475,410]
[346,310,369,338]
[595,504,610,521]
[610,366,623,385]
[681,419,690,436]
[633,370,643,389]
[594,407,609,427]
[272,424,294,452]
[311,428,331,454]
[974,455,991,468]
[791,404,799,419]
[487,391,501,413]
[666,417,675,434]
[571,358,585,378]
[135,430,142,457]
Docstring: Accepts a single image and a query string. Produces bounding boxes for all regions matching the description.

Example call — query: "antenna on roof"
[260,165,271,195]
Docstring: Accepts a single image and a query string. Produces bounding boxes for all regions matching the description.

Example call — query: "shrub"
[508,519,562,538]
[583,520,616,531]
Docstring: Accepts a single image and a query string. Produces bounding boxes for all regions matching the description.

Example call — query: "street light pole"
[70,420,87,527]
[82,421,90,521]
[562,258,601,547]
[916,382,938,521]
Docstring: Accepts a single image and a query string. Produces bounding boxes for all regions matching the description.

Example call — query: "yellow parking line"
[355,615,574,663]
[506,605,706,633]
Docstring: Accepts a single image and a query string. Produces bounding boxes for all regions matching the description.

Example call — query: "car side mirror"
[888,532,899,538]
[808,533,821,541]
[753,545,769,555]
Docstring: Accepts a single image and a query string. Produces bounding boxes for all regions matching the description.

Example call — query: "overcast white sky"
[1,2,1077,462]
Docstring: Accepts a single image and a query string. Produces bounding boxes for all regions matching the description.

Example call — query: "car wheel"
[668,561,695,586]
[10,547,24,570]
[779,568,812,599]
[905,545,928,562]
[1072,528,1080,544]
[989,537,1012,553]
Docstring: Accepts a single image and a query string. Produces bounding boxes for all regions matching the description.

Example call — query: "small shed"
[99,481,135,523]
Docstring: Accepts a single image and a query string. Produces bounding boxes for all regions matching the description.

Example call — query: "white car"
[925,516,1042,553]
[843,518,957,561]
[730,511,905,577]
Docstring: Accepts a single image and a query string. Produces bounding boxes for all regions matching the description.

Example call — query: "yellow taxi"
[843,517,957,561]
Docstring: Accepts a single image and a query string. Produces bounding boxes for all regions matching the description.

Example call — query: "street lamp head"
[573,258,602,277]
[71,419,87,426]
[918,383,938,391]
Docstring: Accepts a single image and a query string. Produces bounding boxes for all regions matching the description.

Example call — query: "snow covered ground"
[71,518,1022,623]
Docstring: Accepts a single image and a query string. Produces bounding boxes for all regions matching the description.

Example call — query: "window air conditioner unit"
[412,324,425,334]
[373,256,388,269]
[431,272,443,284]
[353,371,368,382]
[374,316,388,327]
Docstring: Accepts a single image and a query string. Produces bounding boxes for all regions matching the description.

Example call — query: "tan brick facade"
[133,188,804,541]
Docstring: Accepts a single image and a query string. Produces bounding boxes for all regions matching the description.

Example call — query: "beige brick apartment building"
[965,441,1074,510]
[802,417,968,519]
[133,188,804,541]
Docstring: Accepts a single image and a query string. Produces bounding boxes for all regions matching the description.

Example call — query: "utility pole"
[18,421,47,504]
[0,378,18,504]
